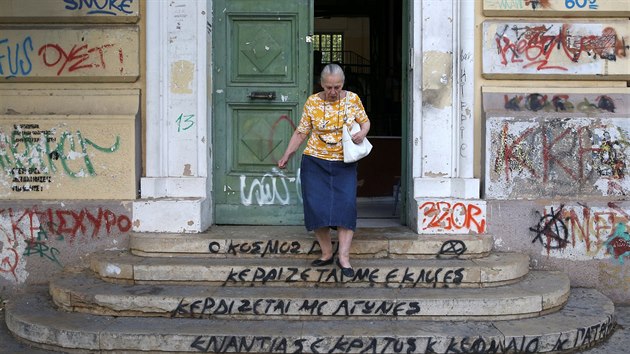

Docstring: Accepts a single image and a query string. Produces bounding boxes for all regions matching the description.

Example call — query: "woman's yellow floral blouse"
[297,91,369,161]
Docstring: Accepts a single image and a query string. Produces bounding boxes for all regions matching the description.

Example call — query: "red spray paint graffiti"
[494,23,627,71]
[419,201,487,234]
[38,42,119,76]
[493,119,629,195]
[0,206,131,281]
[2,207,131,244]
[530,203,630,261]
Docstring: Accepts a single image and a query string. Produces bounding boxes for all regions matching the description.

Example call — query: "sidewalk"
[1,298,627,354]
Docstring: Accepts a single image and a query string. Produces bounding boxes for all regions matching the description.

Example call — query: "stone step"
[50,270,569,321]
[130,226,494,259]
[5,288,616,353]
[91,251,529,288]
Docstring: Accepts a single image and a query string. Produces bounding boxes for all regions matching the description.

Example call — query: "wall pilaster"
[410,0,484,234]
[133,0,211,233]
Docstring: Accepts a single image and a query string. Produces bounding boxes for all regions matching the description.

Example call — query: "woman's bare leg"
[314,227,333,260]
[337,227,354,268]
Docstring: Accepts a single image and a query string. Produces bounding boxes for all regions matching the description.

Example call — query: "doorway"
[314,0,404,227]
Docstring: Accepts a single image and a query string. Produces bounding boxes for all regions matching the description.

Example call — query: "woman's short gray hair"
[320,63,345,83]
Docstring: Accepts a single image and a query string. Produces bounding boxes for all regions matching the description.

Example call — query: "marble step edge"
[90,251,530,288]
[130,228,494,259]
[50,270,569,321]
[5,288,616,353]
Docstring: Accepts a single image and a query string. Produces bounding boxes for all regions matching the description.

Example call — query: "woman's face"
[321,74,344,101]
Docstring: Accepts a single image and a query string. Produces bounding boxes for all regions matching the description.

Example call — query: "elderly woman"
[278,64,371,278]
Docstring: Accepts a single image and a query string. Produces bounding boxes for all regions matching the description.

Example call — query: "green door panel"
[213,0,312,224]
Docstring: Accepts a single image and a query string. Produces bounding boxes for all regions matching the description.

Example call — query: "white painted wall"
[133,0,211,233]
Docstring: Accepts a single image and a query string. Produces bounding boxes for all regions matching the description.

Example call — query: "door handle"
[248,91,276,100]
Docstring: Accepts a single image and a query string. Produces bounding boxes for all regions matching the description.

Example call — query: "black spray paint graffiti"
[189,314,614,353]
[191,336,418,354]
[529,205,571,251]
[172,297,422,319]
[438,240,467,257]
[222,266,465,288]
[208,239,338,258]
[209,240,301,257]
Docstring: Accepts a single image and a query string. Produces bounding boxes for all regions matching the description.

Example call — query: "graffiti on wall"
[239,168,302,206]
[486,117,630,198]
[0,206,131,282]
[485,0,601,11]
[0,29,137,80]
[604,223,630,264]
[483,91,630,115]
[529,203,630,263]
[0,36,126,79]
[63,0,136,16]
[483,20,629,76]
[502,93,618,113]
[0,124,121,192]
[418,200,487,234]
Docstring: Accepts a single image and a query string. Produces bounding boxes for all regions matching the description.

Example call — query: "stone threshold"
[130,226,494,259]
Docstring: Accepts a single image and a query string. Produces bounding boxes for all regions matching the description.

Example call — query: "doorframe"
[403,0,415,228]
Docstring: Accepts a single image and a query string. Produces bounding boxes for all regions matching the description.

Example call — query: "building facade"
[1,0,629,303]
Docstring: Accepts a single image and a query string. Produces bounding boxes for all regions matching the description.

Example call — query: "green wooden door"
[213,0,312,224]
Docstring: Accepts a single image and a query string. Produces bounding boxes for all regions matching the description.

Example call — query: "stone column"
[410,0,485,234]
[133,0,211,232]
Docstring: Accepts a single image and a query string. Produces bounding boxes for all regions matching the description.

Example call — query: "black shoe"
[336,259,355,278]
[311,257,334,267]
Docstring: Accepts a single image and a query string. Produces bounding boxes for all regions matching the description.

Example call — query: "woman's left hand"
[351,129,367,144]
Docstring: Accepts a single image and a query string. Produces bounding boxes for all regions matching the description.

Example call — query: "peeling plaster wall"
[0,201,131,294]
[0,0,144,291]
[0,1,143,200]
[489,200,630,304]
[422,51,453,110]
[478,1,630,303]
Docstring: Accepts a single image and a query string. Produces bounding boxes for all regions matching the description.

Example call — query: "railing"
[321,51,371,75]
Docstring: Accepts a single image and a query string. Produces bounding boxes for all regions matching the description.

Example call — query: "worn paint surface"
[422,51,453,109]
[0,117,136,199]
[170,60,194,94]
[486,115,630,199]
[529,203,629,262]
[0,89,138,199]
[482,20,630,79]
[489,200,630,303]
[0,202,130,287]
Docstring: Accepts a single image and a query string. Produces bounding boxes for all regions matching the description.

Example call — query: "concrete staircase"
[5,226,616,353]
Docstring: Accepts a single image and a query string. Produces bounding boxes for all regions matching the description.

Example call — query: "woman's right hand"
[277,130,306,169]
[277,154,289,169]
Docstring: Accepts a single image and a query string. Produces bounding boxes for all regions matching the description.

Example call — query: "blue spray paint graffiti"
[0,36,34,79]
[63,0,135,16]
[605,223,630,265]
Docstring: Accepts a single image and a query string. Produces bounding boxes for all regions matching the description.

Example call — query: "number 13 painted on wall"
[176,113,195,132]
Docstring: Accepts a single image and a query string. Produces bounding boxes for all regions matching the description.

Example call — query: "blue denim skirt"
[300,154,357,231]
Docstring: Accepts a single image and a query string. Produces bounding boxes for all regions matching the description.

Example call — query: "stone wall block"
[0,26,140,82]
[0,0,140,23]
[482,19,630,80]
[483,0,630,17]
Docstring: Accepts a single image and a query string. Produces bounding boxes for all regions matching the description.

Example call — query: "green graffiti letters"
[0,128,120,178]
